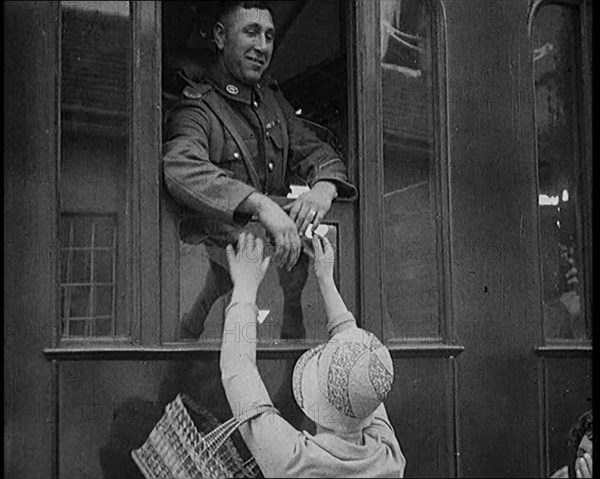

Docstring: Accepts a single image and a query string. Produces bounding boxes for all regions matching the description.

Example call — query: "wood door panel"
[59,361,170,479]
[58,356,454,478]
[58,357,310,478]
[387,357,455,478]
[4,2,59,478]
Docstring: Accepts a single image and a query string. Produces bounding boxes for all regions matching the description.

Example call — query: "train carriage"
[4,1,593,477]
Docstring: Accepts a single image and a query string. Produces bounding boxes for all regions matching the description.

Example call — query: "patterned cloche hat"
[292,326,394,433]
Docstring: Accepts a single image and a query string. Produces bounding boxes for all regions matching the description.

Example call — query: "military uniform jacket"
[163,61,356,245]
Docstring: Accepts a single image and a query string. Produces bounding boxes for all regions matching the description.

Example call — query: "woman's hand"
[226,232,271,302]
[550,465,569,478]
[312,234,335,283]
[575,453,593,478]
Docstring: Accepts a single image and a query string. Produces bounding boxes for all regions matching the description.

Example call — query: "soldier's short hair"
[215,1,274,27]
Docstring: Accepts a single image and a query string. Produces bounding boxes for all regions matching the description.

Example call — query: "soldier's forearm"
[237,191,290,220]
[236,192,269,217]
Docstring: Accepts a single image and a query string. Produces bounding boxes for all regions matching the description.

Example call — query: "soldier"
[163,1,356,340]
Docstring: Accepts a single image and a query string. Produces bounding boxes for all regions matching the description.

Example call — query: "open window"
[160,0,355,345]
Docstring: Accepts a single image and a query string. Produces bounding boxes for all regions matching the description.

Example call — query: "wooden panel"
[58,355,454,478]
[446,0,542,476]
[58,357,307,478]
[387,357,455,478]
[4,2,59,478]
[354,0,385,338]
[543,356,593,477]
[132,1,162,345]
[59,361,171,478]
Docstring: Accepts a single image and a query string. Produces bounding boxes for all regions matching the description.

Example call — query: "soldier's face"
[216,7,275,85]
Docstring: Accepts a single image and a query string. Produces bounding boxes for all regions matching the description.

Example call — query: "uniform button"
[268,162,274,172]
[253,100,259,108]
[233,152,241,159]
[266,131,270,137]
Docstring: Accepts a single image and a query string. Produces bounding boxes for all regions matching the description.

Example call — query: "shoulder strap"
[180,75,214,100]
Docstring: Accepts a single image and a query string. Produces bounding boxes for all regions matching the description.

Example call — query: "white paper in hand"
[304,224,330,239]
[257,310,270,324]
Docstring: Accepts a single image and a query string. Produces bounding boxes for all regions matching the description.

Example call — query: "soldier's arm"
[236,192,302,270]
[274,90,357,199]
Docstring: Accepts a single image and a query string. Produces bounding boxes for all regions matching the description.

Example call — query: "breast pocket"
[216,131,256,181]
[266,119,285,151]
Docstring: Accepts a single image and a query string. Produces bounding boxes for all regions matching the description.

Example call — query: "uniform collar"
[206,60,267,105]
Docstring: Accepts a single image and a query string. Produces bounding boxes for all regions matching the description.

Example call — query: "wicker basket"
[131,394,263,479]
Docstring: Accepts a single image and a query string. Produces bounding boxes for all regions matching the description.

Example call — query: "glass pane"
[170,222,339,344]
[93,250,114,284]
[61,285,91,319]
[532,5,589,340]
[67,319,88,337]
[94,317,113,337]
[60,249,91,284]
[59,0,130,340]
[94,285,114,317]
[380,0,441,339]
[60,214,118,338]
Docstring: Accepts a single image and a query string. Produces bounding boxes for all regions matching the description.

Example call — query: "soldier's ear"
[214,22,226,50]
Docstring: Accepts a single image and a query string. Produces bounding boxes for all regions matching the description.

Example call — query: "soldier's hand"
[256,198,301,271]
[283,181,336,237]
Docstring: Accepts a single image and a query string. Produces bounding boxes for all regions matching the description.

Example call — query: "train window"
[59,1,132,339]
[532,4,590,340]
[380,0,442,339]
[161,1,350,344]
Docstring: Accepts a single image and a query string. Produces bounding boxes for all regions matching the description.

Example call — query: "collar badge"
[226,84,239,95]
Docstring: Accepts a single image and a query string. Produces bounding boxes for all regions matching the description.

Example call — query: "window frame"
[158,0,358,350]
[355,0,457,350]
[46,0,464,359]
[47,1,161,355]
[46,0,361,358]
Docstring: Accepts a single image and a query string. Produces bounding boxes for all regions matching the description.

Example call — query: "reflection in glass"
[60,215,117,338]
[59,1,130,339]
[173,223,338,344]
[380,0,441,339]
[533,5,588,340]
